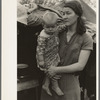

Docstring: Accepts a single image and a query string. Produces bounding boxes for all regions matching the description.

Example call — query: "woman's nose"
[63,14,68,19]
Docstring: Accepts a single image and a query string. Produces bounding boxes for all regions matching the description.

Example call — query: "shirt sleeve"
[81,33,93,50]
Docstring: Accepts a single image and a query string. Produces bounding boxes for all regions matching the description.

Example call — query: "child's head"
[42,11,59,34]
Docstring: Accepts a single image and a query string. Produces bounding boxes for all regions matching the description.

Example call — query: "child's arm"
[37,52,45,67]
[36,30,47,69]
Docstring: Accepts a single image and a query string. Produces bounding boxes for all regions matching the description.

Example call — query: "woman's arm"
[47,50,91,77]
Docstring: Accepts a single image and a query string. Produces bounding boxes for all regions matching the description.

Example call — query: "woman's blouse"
[59,31,93,67]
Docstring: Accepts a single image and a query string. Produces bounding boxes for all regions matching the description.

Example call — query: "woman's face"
[62,7,79,26]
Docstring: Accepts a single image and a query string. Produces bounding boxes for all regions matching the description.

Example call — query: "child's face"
[43,23,58,35]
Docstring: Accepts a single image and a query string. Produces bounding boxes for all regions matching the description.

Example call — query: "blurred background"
[18,0,96,11]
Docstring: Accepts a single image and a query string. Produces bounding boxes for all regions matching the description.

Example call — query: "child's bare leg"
[42,76,52,96]
[51,78,64,96]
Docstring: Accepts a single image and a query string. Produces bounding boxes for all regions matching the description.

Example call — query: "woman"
[40,1,93,100]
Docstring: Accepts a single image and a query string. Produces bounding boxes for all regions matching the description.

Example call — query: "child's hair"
[42,11,59,25]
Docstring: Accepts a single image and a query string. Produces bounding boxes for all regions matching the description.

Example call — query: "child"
[36,11,64,96]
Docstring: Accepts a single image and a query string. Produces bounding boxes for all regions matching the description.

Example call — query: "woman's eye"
[60,11,65,15]
[62,12,65,15]
[66,12,71,15]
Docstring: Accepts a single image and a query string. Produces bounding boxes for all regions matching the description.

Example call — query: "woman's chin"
[64,22,70,26]
[65,23,70,27]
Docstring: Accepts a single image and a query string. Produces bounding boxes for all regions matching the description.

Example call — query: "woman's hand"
[46,66,58,78]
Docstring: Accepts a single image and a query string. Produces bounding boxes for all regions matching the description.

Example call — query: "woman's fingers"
[55,75,61,78]
[46,71,61,79]
[46,72,53,78]
[52,75,61,80]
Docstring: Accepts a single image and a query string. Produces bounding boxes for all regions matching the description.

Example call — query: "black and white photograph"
[17,0,97,100]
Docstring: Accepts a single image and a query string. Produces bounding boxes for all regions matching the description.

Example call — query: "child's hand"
[39,61,45,66]
[38,61,45,70]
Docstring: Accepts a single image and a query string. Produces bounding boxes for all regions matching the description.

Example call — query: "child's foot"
[42,85,52,96]
[52,86,64,96]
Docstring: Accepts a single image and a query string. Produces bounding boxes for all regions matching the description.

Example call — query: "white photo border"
[1,0,99,100]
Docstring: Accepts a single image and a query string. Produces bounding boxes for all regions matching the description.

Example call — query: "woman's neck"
[67,22,77,35]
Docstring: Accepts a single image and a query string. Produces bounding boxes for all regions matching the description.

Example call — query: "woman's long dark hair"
[76,17,86,35]
[63,0,86,35]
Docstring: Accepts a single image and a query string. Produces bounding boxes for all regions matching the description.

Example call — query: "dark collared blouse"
[41,31,93,100]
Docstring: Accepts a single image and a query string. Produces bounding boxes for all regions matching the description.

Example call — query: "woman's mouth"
[63,19,68,22]
[65,20,69,22]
